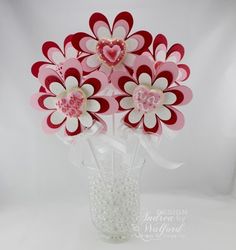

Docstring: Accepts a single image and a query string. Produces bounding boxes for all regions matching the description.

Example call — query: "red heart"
[96,39,126,67]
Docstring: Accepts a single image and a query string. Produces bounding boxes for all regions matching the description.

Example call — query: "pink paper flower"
[31,35,80,79]
[31,58,116,136]
[72,11,152,77]
[143,34,190,84]
[111,55,192,135]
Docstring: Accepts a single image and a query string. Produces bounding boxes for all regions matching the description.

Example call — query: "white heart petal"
[79,112,93,127]
[124,81,137,94]
[177,70,183,81]
[52,52,65,64]
[144,112,157,128]
[126,38,138,52]
[86,99,100,112]
[66,117,79,132]
[155,50,166,62]
[86,54,100,68]
[49,82,65,95]
[166,53,179,63]
[128,109,144,124]
[86,39,97,53]
[44,96,56,109]
[123,53,136,67]
[120,97,134,109]
[163,92,177,105]
[112,26,126,39]
[156,106,171,120]
[65,46,78,59]
[65,76,79,91]
[153,77,168,90]
[50,111,65,125]
[81,84,94,97]
[97,27,111,39]
[138,73,152,86]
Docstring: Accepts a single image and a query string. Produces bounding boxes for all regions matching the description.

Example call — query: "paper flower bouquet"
[31,11,192,241]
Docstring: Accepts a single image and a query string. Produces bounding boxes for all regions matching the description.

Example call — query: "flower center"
[96,39,126,67]
[132,85,164,112]
[56,88,86,118]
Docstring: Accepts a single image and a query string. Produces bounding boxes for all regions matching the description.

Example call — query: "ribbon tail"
[139,135,183,170]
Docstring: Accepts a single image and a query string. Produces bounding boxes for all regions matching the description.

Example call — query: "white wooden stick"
[128,139,140,176]
[87,138,102,175]
[111,103,115,182]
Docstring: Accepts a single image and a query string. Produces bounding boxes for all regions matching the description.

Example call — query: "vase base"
[99,232,130,243]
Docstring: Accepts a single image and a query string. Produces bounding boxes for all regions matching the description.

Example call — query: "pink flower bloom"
[31,35,80,79]
[143,34,190,84]
[72,12,152,77]
[111,55,192,135]
[31,58,117,136]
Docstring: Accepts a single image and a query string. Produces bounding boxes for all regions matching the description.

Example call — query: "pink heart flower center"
[96,39,126,67]
[56,89,85,118]
[132,85,164,112]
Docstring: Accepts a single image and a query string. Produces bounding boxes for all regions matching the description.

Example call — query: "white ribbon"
[55,119,183,170]
[119,125,183,170]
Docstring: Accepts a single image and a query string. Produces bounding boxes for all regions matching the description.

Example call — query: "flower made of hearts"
[31,58,117,136]
[143,34,190,84]
[72,11,152,77]
[111,55,192,135]
[31,35,80,79]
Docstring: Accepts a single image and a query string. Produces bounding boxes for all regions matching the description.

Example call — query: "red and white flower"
[112,55,192,135]
[31,58,116,136]
[143,34,190,84]
[72,11,152,77]
[31,35,80,79]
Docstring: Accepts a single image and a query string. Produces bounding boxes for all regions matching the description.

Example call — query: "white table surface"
[0,193,235,250]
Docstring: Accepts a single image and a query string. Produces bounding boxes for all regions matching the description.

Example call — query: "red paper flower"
[72,11,152,77]
[143,34,190,84]
[31,35,80,78]
[111,55,192,135]
[31,58,117,136]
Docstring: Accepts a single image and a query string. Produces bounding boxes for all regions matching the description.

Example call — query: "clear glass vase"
[85,136,144,241]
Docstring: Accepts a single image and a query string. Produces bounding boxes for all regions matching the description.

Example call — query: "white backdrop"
[1,0,236,206]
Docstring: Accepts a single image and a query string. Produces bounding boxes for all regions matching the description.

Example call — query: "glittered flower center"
[56,88,86,118]
[96,39,126,67]
[132,85,164,112]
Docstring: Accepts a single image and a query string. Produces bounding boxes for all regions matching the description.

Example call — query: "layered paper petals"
[147,33,190,84]
[71,12,152,76]
[113,55,192,135]
[31,35,79,78]
[32,59,115,136]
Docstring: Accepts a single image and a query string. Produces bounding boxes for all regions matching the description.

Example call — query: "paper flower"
[112,55,192,134]
[72,11,152,77]
[31,58,116,136]
[143,34,190,84]
[31,35,80,78]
